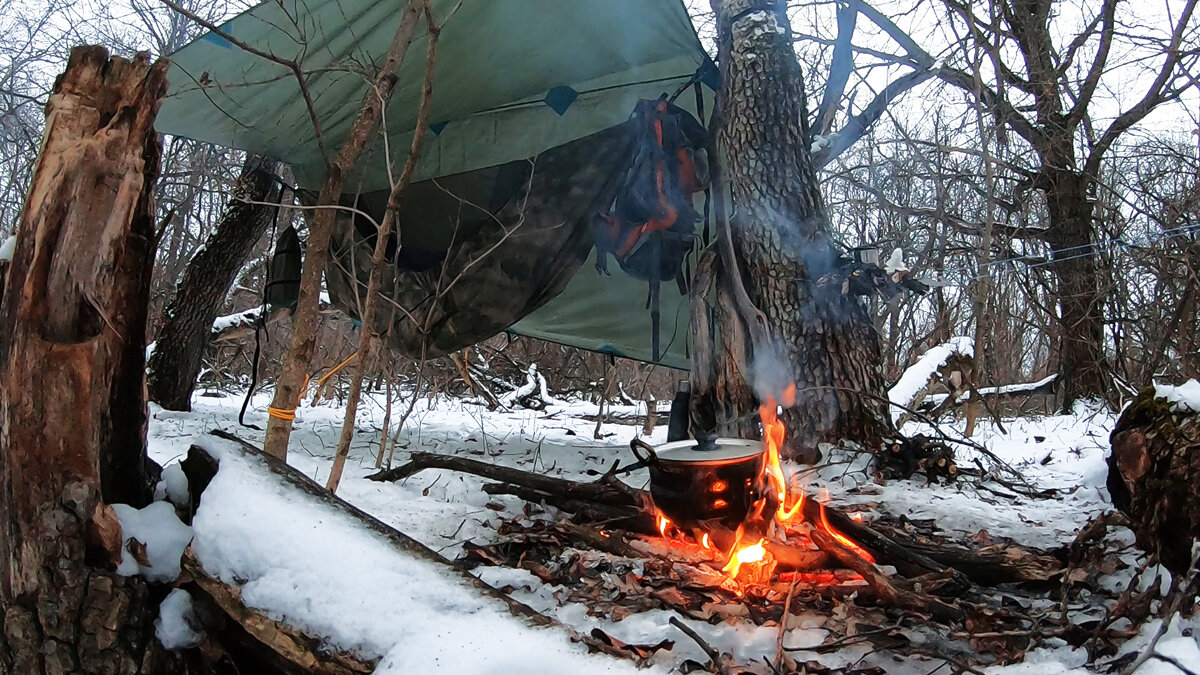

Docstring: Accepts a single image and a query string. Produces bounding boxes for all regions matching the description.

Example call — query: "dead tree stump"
[1108,387,1200,574]
[0,47,179,673]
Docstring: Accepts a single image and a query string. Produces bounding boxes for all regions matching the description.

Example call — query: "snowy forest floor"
[146,388,1200,674]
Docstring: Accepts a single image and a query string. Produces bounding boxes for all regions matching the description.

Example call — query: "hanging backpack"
[592,96,708,360]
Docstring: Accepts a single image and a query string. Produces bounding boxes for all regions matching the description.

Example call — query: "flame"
[656,512,672,538]
[819,500,875,564]
[641,379,874,590]
[758,390,806,525]
[721,538,766,579]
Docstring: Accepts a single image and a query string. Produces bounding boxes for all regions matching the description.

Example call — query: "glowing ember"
[700,532,711,549]
[721,538,766,578]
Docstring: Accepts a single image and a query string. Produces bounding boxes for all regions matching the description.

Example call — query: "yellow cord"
[267,406,296,421]
[267,350,359,422]
[309,351,359,396]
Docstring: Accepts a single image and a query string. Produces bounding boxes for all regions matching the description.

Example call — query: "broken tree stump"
[1107,386,1200,574]
[0,47,178,673]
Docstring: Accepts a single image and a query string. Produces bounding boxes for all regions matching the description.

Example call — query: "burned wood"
[796,498,966,585]
[809,527,965,624]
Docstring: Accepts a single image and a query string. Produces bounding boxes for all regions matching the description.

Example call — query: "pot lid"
[652,438,764,463]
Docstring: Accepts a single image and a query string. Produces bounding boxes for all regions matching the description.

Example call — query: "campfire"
[643,382,875,593]
[367,389,1072,672]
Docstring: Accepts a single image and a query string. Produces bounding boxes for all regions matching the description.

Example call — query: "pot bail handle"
[629,438,661,468]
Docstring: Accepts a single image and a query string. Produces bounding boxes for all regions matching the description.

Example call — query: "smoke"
[748,339,792,402]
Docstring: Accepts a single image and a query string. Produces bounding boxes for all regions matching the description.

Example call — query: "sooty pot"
[629,437,767,530]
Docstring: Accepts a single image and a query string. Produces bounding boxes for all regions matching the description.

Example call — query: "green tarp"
[157,0,714,369]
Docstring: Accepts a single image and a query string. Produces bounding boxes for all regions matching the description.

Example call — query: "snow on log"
[888,337,974,418]
[924,374,1058,408]
[180,431,638,673]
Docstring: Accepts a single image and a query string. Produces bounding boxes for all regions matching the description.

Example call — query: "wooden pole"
[327,1,438,492]
[262,0,424,460]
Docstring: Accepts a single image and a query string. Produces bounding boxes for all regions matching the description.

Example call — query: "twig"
[159,0,332,164]
[774,575,800,670]
[669,616,729,675]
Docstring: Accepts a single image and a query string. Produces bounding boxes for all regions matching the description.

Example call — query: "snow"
[926,374,1058,406]
[155,589,204,649]
[188,434,639,673]
[888,336,974,413]
[211,305,263,334]
[111,501,193,582]
[0,235,15,262]
[154,461,190,507]
[1153,378,1200,412]
[884,247,909,274]
[144,385,1197,674]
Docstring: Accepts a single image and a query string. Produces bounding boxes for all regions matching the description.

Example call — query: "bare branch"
[158,0,332,165]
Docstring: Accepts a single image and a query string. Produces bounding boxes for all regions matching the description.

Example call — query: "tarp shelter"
[156,0,716,369]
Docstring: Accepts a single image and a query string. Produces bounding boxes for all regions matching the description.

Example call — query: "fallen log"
[810,527,965,624]
[367,451,645,508]
[184,430,640,664]
[183,553,376,674]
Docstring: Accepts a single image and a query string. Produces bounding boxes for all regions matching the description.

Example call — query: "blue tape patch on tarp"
[543,86,579,116]
[201,22,236,49]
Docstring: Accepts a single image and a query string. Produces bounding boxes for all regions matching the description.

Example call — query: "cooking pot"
[629,437,767,529]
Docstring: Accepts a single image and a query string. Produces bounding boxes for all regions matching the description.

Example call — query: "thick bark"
[1043,170,1111,410]
[704,0,891,460]
[0,47,180,673]
[147,154,278,411]
[1107,387,1200,574]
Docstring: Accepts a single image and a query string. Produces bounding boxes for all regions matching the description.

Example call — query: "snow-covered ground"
[144,386,1200,673]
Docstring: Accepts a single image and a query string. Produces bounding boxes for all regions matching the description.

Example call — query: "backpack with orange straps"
[592,96,709,360]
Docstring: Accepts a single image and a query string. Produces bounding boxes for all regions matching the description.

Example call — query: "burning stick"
[809,524,965,624]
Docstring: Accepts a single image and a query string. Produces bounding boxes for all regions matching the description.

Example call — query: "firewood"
[367,451,646,507]
[370,449,1055,587]
[810,527,965,624]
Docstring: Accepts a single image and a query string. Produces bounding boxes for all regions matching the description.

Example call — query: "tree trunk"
[701,0,891,460]
[147,154,279,411]
[0,46,181,673]
[1044,170,1111,411]
[1107,386,1200,574]
[262,0,424,461]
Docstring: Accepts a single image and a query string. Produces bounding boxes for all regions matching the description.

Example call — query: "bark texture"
[1107,387,1200,574]
[698,0,891,459]
[0,46,180,673]
[147,154,278,411]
